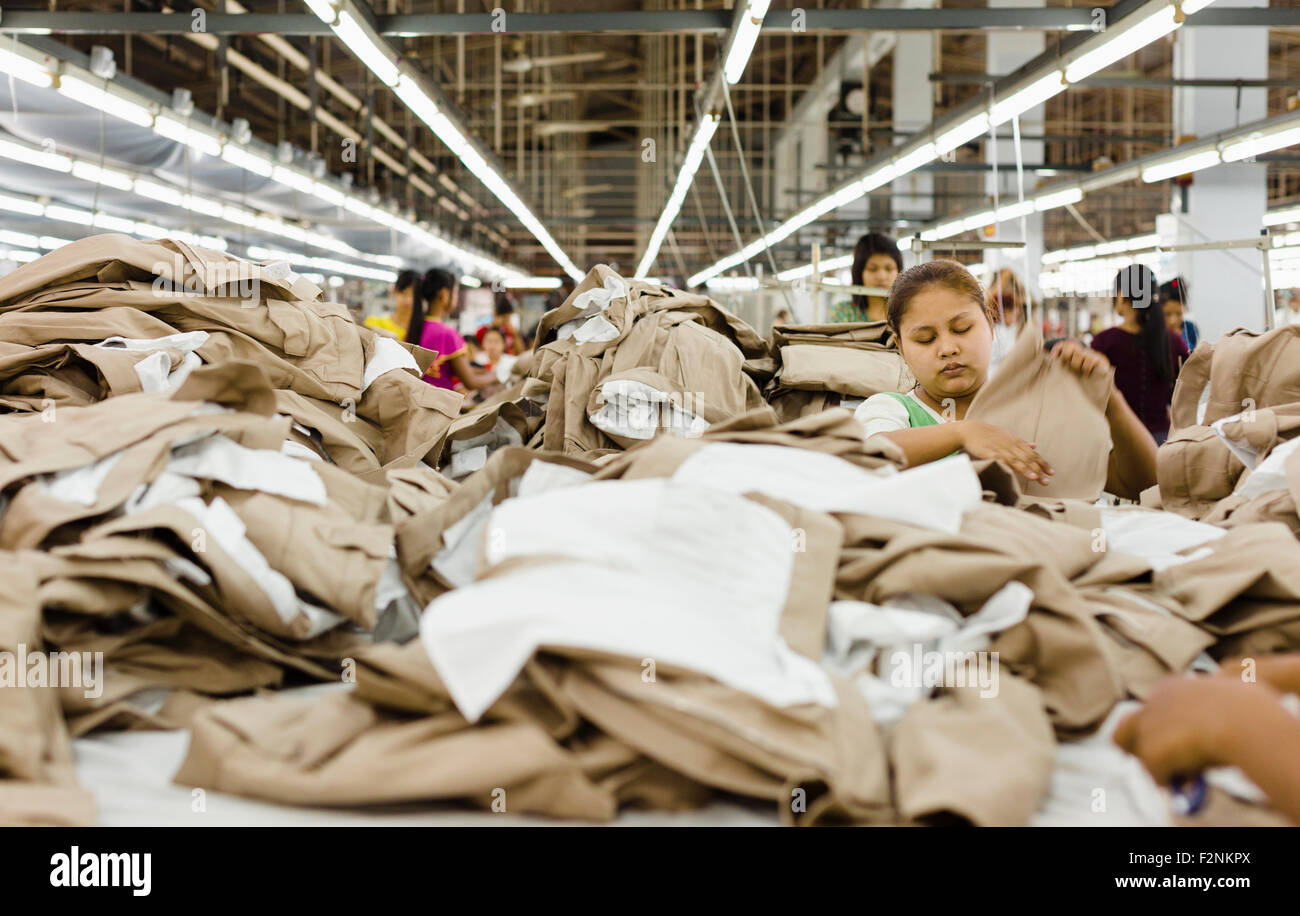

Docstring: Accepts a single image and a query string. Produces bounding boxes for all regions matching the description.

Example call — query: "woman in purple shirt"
[403,268,498,392]
[1090,265,1189,445]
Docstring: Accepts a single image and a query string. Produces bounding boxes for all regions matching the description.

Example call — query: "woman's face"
[1163,299,1184,331]
[482,331,505,362]
[896,286,994,403]
[861,253,899,294]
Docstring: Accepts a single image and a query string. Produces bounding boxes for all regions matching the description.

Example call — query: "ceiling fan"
[501,39,606,74]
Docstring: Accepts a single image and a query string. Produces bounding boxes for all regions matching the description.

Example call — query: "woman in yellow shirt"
[364,269,419,340]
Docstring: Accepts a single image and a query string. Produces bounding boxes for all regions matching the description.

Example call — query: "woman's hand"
[1113,675,1280,785]
[1050,339,1110,378]
[956,420,1055,483]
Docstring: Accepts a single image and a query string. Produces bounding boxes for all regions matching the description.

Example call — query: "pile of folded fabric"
[4,240,1298,827]
[505,265,771,459]
[763,320,914,422]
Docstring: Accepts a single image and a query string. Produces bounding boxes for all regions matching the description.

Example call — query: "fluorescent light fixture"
[707,277,760,292]
[995,200,1035,221]
[723,0,770,85]
[70,161,134,191]
[57,75,154,127]
[894,143,938,176]
[961,210,996,232]
[153,114,223,157]
[0,46,53,87]
[393,74,441,125]
[303,0,338,24]
[0,137,71,172]
[1064,5,1181,84]
[133,179,184,207]
[334,11,400,87]
[935,113,989,156]
[1264,206,1300,227]
[501,277,562,290]
[990,71,1065,127]
[0,229,40,248]
[183,194,225,219]
[775,254,853,283]
[1141,149,1221,183]
[459,275,482,288]
[92,211,138,233]
[636,114,721,277]
[1221,124,1300,163]
[43,204,91,224]
[1182,0,1216,12]
[272,165,318,194]
[861,162,898,192]
[222,144,274,177]
[0,194,45,216]
[932,219,967,240]
[1034,187,1083,211]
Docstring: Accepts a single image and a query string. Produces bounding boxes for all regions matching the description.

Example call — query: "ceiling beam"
[5,8,1296,37]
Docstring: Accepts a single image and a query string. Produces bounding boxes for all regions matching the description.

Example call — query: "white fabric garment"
[824,582,1034,725]
[514,460,593,498]
[170,495,346,638]
[421,478,828,722]
[38,452,125,506]
[494,353,519,383]
[166,434,328,505]
[125,470,203,515]
[447,417,523,480]
[429,493,494,588]
[362,335,420,391]
[1234,436,1300,499]
[853,390,945,438]
[672,444,981,533]
[589,378,710,440]
[97,330,209,393]
[1098,507,1226,572]
[1210,411,1261,471]
[421,561,834,724]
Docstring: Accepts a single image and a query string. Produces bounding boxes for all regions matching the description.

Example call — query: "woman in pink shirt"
[403,268,498,392]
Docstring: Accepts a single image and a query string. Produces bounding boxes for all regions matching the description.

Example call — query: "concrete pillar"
[1167,0,1270,341]
[986,0,1045,293]
[892,31,933,247]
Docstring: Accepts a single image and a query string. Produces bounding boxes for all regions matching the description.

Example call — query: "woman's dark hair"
[1159,276,1188,306]
[886,260,993,336]
[494,291,516,317]
[1115,265,1173,384]
[851,232,904,312]
[394,269,421,293]
[404,267,459,345]
[480,325,506,343]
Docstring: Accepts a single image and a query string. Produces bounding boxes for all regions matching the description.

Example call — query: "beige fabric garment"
[890,674,1055,826]
[1170,326,1300,428]
[966,322,1113,500]
[776,345,913,400]
[0,552,96,826]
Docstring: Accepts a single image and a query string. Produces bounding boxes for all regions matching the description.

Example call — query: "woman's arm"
[879,420,1054,482]
[449,354,501,391]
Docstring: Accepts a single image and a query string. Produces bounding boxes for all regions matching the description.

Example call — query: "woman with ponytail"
[404,267,499,392]
[1090,265,1190,444]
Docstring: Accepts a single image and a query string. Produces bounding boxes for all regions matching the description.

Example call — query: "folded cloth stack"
[764,320,915,422]
[0,234,463,484]
[182,404,1291,826]
[1153,327,1300,531]
[508,265,770,458]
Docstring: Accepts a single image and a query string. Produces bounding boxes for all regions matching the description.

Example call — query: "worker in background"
[853,260,1158,499]
[364,268,419,340]
[404,268,499,392]
[985,266,1029,370]
[773,308,793,326]
[1091,265,1189,445]
[474,325,517,382]
[830,232,902,323]
[1160,276,1199,350]
[478,292,523,355]
[1275,289,1300,327]
[1114,655,1300,825]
